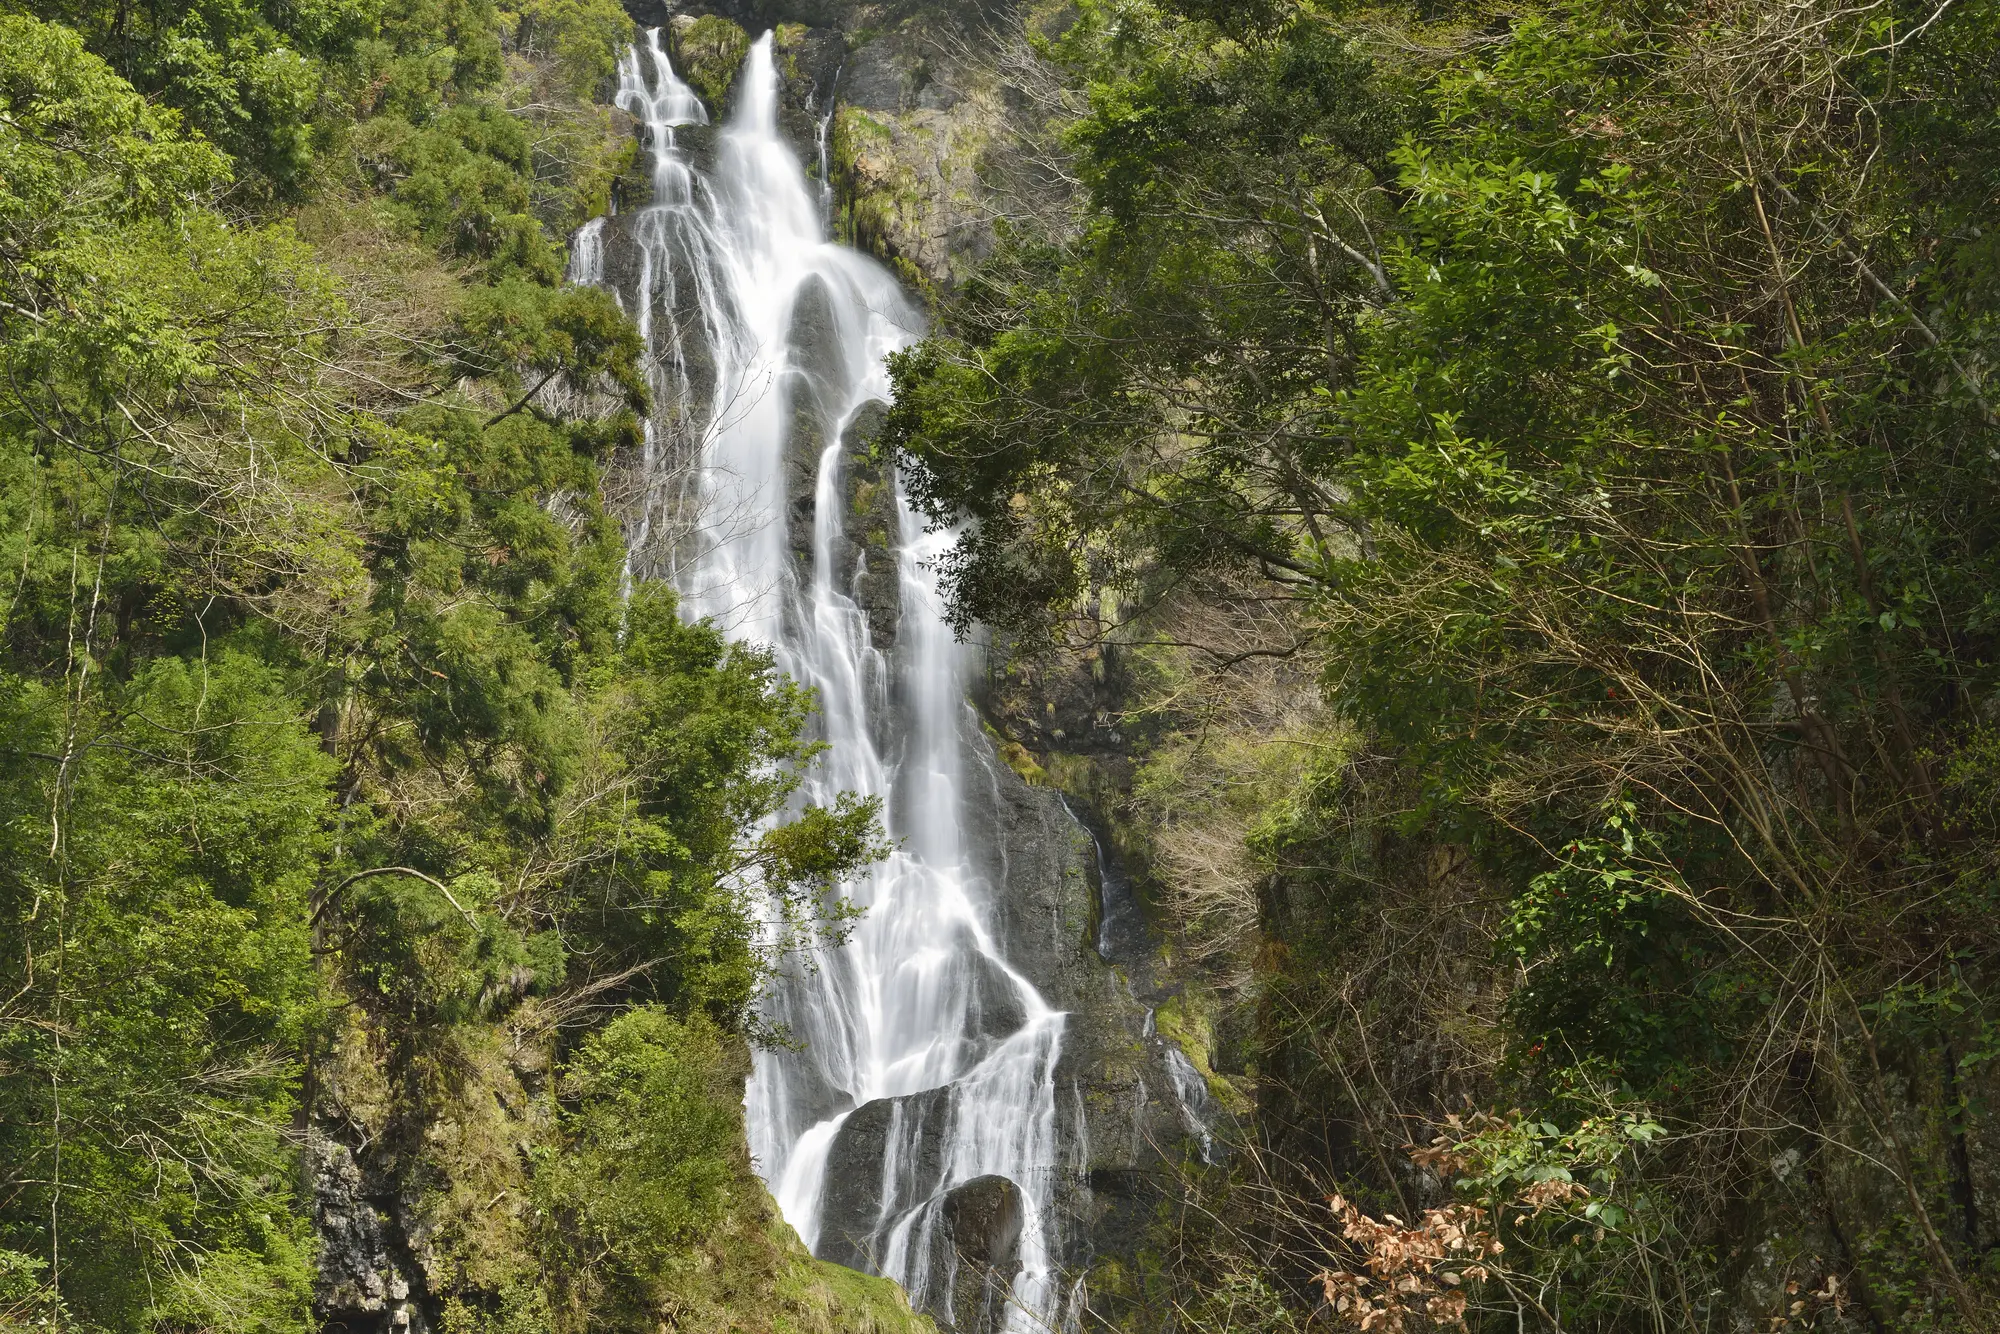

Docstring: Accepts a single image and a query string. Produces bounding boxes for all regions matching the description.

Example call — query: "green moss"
[850,475,883,518]
[772,23,810,87]
[671,15,750,113]
[1040,749,1099,798]
[772,1227,936,1334]
[986,724,1050,786]
[1154,993,1253,1117]
[829,105,935,293]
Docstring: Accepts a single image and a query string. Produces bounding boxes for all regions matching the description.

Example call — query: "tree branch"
[311,866,482,932]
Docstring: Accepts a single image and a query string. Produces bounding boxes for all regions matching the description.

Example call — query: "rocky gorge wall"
[620,0,1048,294]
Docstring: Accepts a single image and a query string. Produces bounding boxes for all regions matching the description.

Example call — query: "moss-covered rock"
[669,13,752,113]
[312,984,934,1334]
[1153,991,1253,1118]
[830,95,993,294]
[775,1238,936,1334]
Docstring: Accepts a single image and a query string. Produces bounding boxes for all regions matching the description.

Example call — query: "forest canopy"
[889,0,2000,1326]
[0,3,890,1329]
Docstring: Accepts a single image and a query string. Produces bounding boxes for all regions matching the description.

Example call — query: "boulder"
[928,1174,1025,1333]
[817,1084,953,1270]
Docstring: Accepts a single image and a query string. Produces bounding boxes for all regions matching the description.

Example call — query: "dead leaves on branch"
[1317,1112,1640,1331]
[1318,1195,1500,1331]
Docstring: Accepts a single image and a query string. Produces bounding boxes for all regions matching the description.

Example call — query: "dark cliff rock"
[784,274,844,576]
[839,401,902,656]
[622,0,1032,292]
[783,289,902,658]
[941,1174,1023,1269]
[929,1175,1025,1333]
[819,1085,956,1269]
[958,721,1219,1315]
[311,1132,435,1334]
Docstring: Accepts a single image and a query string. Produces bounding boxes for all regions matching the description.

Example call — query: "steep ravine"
[588,10,1219,1331]
[283,4,2000,1329]
[302,7,1219,1328]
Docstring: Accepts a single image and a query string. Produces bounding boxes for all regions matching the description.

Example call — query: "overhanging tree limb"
[311,866,482,932]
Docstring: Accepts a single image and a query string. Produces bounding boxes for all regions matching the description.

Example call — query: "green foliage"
[0,649,329,1330]
[887,0,1406,640]
[671,15,751,113]
[539,1009,744,1294]
[374,0,507,98]
[892,0,2000,1325]
[10,0,382,197]
[456,278,647,407]
[1497,809,1745,1098]
[0,7,891,1331]
[503,585,887,1021]
[503,0,632,97]
[357,100,565,280]
[0,12,232,210]
[0,11,370,643]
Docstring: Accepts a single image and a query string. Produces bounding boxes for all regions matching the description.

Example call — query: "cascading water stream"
[589,30,1067,1331]
[811,63,842,226]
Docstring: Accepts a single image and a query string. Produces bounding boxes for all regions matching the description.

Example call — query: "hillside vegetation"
[8,0,2000,1329]
[0,2,925,1330]
[887,0,2000,1328]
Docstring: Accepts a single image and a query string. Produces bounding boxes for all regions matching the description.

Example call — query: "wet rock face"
[1063,796,1150,967]
[964,948,1029,1040]
[623,5,846,164]
[930,1175,1025,1333]
[959,730,1220,1318]
[810,946,1031,1278]
[784,275,844,574]
[621,0,1027,292]
[779,282,901,661]
[311,1133,432,1334]
[838,402,901,655]
[941,1174,1023,1268]
[819,1085,955,1270]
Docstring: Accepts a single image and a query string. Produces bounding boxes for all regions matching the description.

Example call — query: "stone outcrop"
[930,1176,1025,1333]
[310,1134,433,1334]
[839,401,903,655]
[818,1085,954,1269]
[623,0,1045,294]
[784,274,845,573]
[780,284,902,657]
[958,725,1223,1320]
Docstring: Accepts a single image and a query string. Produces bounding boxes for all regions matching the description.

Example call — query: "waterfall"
[592,30,1067,1332]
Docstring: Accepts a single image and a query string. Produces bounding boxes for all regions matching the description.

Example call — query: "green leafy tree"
[533,1008,746,1324]
[891,0,2000,1325]
[15,0,381,196]
[0,650,331,1330]
[0,7,892,1330]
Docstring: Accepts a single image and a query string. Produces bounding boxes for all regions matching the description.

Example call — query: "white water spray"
[591,31,1067,1331]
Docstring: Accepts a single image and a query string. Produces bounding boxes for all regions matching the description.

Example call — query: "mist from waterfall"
[580,29,1067,1331]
